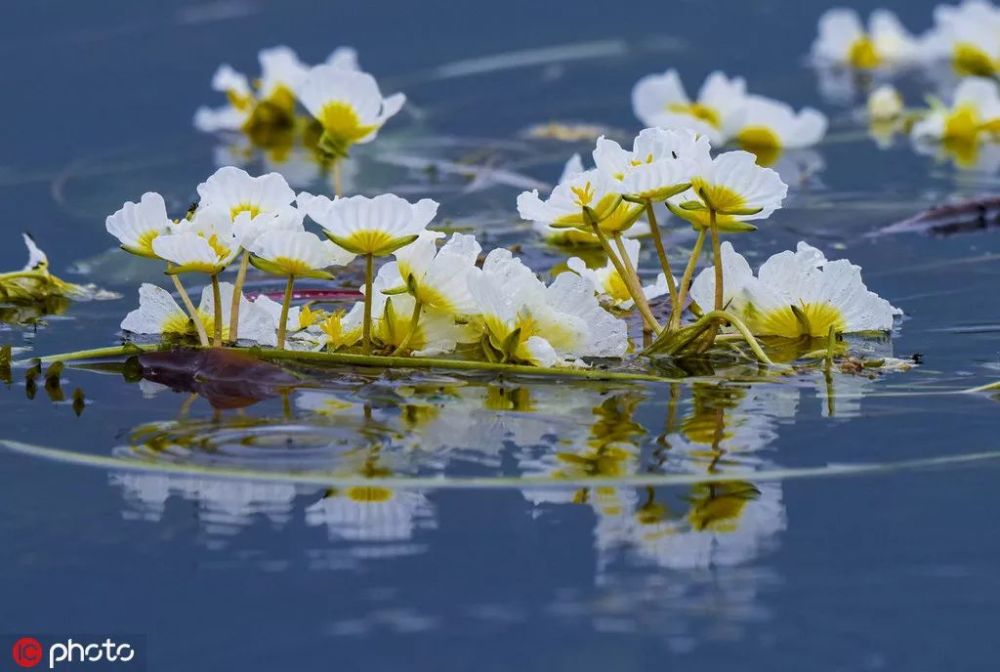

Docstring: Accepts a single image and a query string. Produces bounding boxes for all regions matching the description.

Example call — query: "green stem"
[277,275,295,350]
[669,228,707,331]
[170,273,209,347]
[210,274,223,347]
[363,253,374,354]
[584,209,660,334]
[391,299,423,355]
[33,344,677,384]
[709,208,723,313]
[228,250,250,344]
[333,160,343,197]
[612,232,660,334]
[643,200,679,310]
[824,324,836,372]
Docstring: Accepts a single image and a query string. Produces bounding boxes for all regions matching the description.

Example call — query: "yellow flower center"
[264,84,297,117]
[737,127,783,167]
[570,181,595,207]
[953,42,997,77]
[689,177,747,214]
[230,204,261,220]
[604,269,632,304]
[943,103,983,142]
[270,256,319,276]
[345,486,394,503]
[205,234,233,261]
[848,36,881,69]
[135,229,161,256]
[746,301,846,338]
[319,101,377,146]
[667,102,721,129]
[298,305,323,329]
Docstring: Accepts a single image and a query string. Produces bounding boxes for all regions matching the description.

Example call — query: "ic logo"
[12,637,43,668]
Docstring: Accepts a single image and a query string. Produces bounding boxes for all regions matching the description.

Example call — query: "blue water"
[2,0,999,670]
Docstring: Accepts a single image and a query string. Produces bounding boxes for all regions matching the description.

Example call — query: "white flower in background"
[297,66,406,155]
[300,192,438,256]
[193,46,310,132]
[568,237,670,309]
[922,0,1000,76]
[21,233,47,270]
[811,8,919,69]
[305,487,434,543]
[120,282,276,345]
[631,70,747,144]
[196,166,296,221]
[105,192,175,259]
[734,95,828,156]
[911,77,1000,144]
[689,241,900,337]
[248,230,355,279]
[517,169,625,231]
[381,231,482,317]
[867,84,905,121]
[250,294,302,333]
[667,150,788,232]
[152,207,240,275]
[466,249,628,366]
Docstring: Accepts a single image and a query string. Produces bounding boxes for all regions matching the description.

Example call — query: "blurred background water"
[1,0,999,670]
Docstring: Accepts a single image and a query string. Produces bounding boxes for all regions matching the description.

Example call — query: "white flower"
[196,166,296,221]
[667,150,788,232]
[326,46,360,71]
[922,0,1000,76]
[386,231,482,316]
[231,205,304,250]
[911,77,1000,144]
[300,192,438,256]
[297,66,406,153]
[568,237,670,309]
[734,95,828,153]
[690,241,900,337]
[631,70,747,144]
[21,234,47,271]
[106,192,174,258]
[466,249,628,365]
[593,128,708,201]
[193,46,308,133]
[248,229,355,278]
[811,8,919,69]
[120,282,276,345]
[152,207,240,275]
[250,294,301,334]
[517,169,624,231]
[370,292,461,356]
[867,84,904,121]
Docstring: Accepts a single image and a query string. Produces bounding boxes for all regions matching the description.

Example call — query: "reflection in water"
[97,358,896,639]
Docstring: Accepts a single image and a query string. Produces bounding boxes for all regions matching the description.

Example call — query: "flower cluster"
[631,70,828,160]
[808,3,1000,169]
[194,45,404,194]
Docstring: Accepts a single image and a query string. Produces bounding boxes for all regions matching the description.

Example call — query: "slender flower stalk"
[584,208,660,333]
[228,250,250,343]
[612,231,660,333]
[670,229,706,331]
[210,274,223,346]
[169,273,209,347]
[332,161,343,197]
[709,206,724,313]
[277,275,295,349]
[643,200,679,309]
[363,253,374,353]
